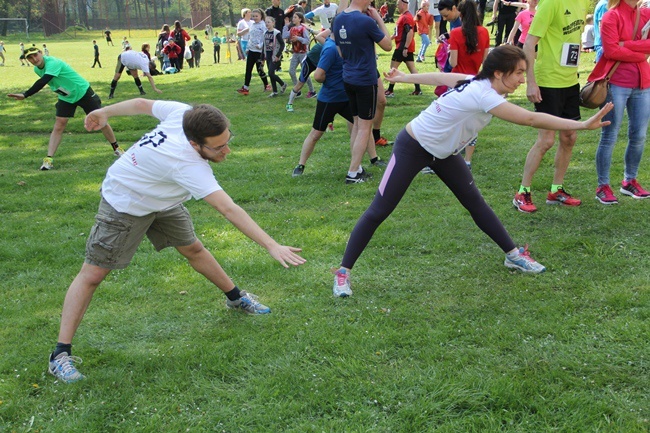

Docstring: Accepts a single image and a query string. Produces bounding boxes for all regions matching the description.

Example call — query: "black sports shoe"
[345,174,365,184]
[292,164,305,177]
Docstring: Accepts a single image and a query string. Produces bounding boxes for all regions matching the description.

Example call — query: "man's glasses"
[201,130,234,153]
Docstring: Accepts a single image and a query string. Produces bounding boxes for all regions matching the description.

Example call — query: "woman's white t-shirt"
[410,78,506,159]
[102,101,222,216]
[237,19,252,42]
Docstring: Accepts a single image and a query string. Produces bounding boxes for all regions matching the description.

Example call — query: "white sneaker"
[504,246,546,274]
[48,352,85,383]
[333,268,352,297]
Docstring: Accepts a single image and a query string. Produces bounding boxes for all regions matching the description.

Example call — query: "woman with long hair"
[171,20,191,69]
[448,0,490,167]
[592,0,650,204]
[331,45,613,297]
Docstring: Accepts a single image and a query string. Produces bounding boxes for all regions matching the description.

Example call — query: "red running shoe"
[546,187,581,206]
[620,179,650,199]
[375,137,388,146]
[236,86,249,95]
[513,192,537,213]
[596,184,618,205]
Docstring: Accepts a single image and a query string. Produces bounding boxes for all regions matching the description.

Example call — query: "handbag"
[580,7,640,109]
[579,63,620,109]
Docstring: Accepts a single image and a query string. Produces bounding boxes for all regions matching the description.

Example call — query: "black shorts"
[55,87,102,118]
[391,49,415,63]
[534,84,581,120]
[343,82,378,120]
[312,100,353,131]
[299,57,318,83]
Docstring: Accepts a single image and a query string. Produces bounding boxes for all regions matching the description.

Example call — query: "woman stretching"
[332,45,613,297]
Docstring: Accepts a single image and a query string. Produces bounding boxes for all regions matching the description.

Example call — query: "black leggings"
[341,128,516,269]
[266,57,285,93]
[495,13,516,46]
[244,51,268,87]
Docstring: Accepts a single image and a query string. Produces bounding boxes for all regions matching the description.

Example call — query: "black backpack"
[174,30,184,44]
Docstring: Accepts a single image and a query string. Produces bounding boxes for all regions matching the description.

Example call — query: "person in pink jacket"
[590,0,650,204]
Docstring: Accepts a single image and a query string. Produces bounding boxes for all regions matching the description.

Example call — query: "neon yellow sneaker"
[40,157,53,171]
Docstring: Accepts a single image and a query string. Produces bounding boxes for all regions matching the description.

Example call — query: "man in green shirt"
[513,0,590,213]
[7,46,123,170]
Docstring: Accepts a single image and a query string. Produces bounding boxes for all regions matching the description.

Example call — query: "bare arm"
[368,7,393,51]
[384,68,468,87]
[203,190,306,268]
[523,33,541,103]
[449,49,458,68]
[314,29,331,45]
[314,67,326,83]
[492,0,500,20]
[489,101,613,131]
[84,98,155,131]
[144,72,163,93]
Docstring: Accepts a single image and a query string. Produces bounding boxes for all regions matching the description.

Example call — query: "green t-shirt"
[212,36,221,46]
[528,0,590,88]
[34,56,90,103]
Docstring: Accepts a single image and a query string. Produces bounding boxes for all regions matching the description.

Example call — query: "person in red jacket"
[162,39,182,70]
[591,0,650,204]
[171,20,191,69]
[448,0,490,168]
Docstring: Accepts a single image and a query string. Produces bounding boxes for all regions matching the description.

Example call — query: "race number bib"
[560,43,580,67]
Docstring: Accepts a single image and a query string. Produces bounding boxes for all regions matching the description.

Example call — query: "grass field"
[0,28,649,432]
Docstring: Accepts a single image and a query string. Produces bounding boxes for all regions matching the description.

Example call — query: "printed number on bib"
[560,43,580,67]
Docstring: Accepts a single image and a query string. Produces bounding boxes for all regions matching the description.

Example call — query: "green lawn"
[0,30,648,432]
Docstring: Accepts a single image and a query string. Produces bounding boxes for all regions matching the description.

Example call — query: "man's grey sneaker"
[333,268,352,297]
[345,174,365,184]
[48,352,85,383]
[371,158,388,167]
[280,83,288,94]
[504,246,546,274]
[293,164,305,177]
[421,166,435,175]
[226,291,271,314]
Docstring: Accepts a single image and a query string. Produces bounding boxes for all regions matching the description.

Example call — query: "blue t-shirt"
[317,38,348,103]
[593,0,607,47]
[449,16,462,31]
[333,10,386,86]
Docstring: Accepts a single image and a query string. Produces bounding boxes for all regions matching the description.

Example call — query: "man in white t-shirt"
[109,48,162,99]
[305,0,339,30]
[47,98,306,384]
